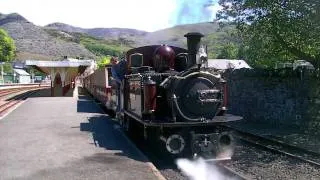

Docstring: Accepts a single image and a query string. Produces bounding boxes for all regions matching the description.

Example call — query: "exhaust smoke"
[176,148,236,180]
[170,0,222,25]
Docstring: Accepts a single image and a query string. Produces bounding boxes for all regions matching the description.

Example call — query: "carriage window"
[130,53,143,67]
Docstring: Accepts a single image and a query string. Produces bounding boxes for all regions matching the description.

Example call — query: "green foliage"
[0,28,16,62]
[77,33,131,57]
[217,42,239,59]
[202,25,242,59]
[2,62,13,74]
[44,29,76,42]
[97,56,111,69]
[217,0,320,68]
[44,29,132,58]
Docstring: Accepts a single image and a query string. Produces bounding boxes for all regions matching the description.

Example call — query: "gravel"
[225,143,320,180]
[133,138,320,180]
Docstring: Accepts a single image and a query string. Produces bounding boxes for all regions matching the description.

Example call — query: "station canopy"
[25,58,95,74]
[24,57,96,85]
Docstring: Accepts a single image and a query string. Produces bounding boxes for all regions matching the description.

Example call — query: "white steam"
[216,148,234,160]
[176,157,235,180]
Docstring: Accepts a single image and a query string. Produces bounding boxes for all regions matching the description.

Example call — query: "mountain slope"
[45,22,147,46]
[0,12,236,60]
[45,21,234,54]
[0,13,95,60]
[142,22,221,47]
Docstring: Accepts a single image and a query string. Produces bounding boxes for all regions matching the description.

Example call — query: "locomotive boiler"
[117,32,242,159]
[84,32,242,159]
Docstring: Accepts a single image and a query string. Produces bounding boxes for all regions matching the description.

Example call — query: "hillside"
[0,13,95,60]
[142,22,221,47]
[44,28,134,58]
[45,22,147,46]
[45,21,236,58]
[0,12,237,60]
[46,22,228,48]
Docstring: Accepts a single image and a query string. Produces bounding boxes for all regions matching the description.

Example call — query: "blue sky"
[0,0,221,32]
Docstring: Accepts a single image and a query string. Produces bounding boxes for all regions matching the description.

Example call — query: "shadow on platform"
[79,115,147,163]
[76,88,114,115]
[77,95,103,114]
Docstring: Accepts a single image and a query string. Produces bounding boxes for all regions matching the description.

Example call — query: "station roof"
[25,58,93,67]
[208,59,252,69]
[13,69,30,76]
[24,58,96,75]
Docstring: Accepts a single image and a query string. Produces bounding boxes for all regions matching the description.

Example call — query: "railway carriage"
[83,32,242,159]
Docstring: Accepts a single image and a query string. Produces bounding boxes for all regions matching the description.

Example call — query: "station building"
[25,57,95,96]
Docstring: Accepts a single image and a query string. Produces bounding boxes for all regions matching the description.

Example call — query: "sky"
[0,0,221,32]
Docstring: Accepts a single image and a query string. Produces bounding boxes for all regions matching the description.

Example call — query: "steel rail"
[0,89,40,115]
[224,125,320,168]
[0,87,42,98]
[215,163,250,180]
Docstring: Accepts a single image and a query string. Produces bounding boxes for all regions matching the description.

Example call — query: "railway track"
[224,125,320,168]
[147,149,250,180]
[0,88,41,116]
[0,88,24,98]
[214,162,249,180]
[0,86,42,100]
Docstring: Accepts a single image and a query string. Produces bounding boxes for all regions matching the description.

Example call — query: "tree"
[97,56,111,69]
[217,42,239,59]
[217,0,320,68]
[0,28,16,62]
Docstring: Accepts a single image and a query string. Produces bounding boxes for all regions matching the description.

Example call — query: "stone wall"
[225,68,320,129]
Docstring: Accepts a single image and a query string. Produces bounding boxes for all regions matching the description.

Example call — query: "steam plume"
[170,0,221,25]
[176,157,229,180]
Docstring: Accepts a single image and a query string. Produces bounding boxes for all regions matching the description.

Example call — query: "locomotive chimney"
[184,32,204,68]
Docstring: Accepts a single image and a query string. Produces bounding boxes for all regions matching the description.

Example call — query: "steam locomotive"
[83,32,242,159]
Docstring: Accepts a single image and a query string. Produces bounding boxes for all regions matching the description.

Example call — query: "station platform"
[0,88,163,180]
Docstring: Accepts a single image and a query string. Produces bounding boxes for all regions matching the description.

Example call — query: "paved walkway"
[0,88,162,180]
